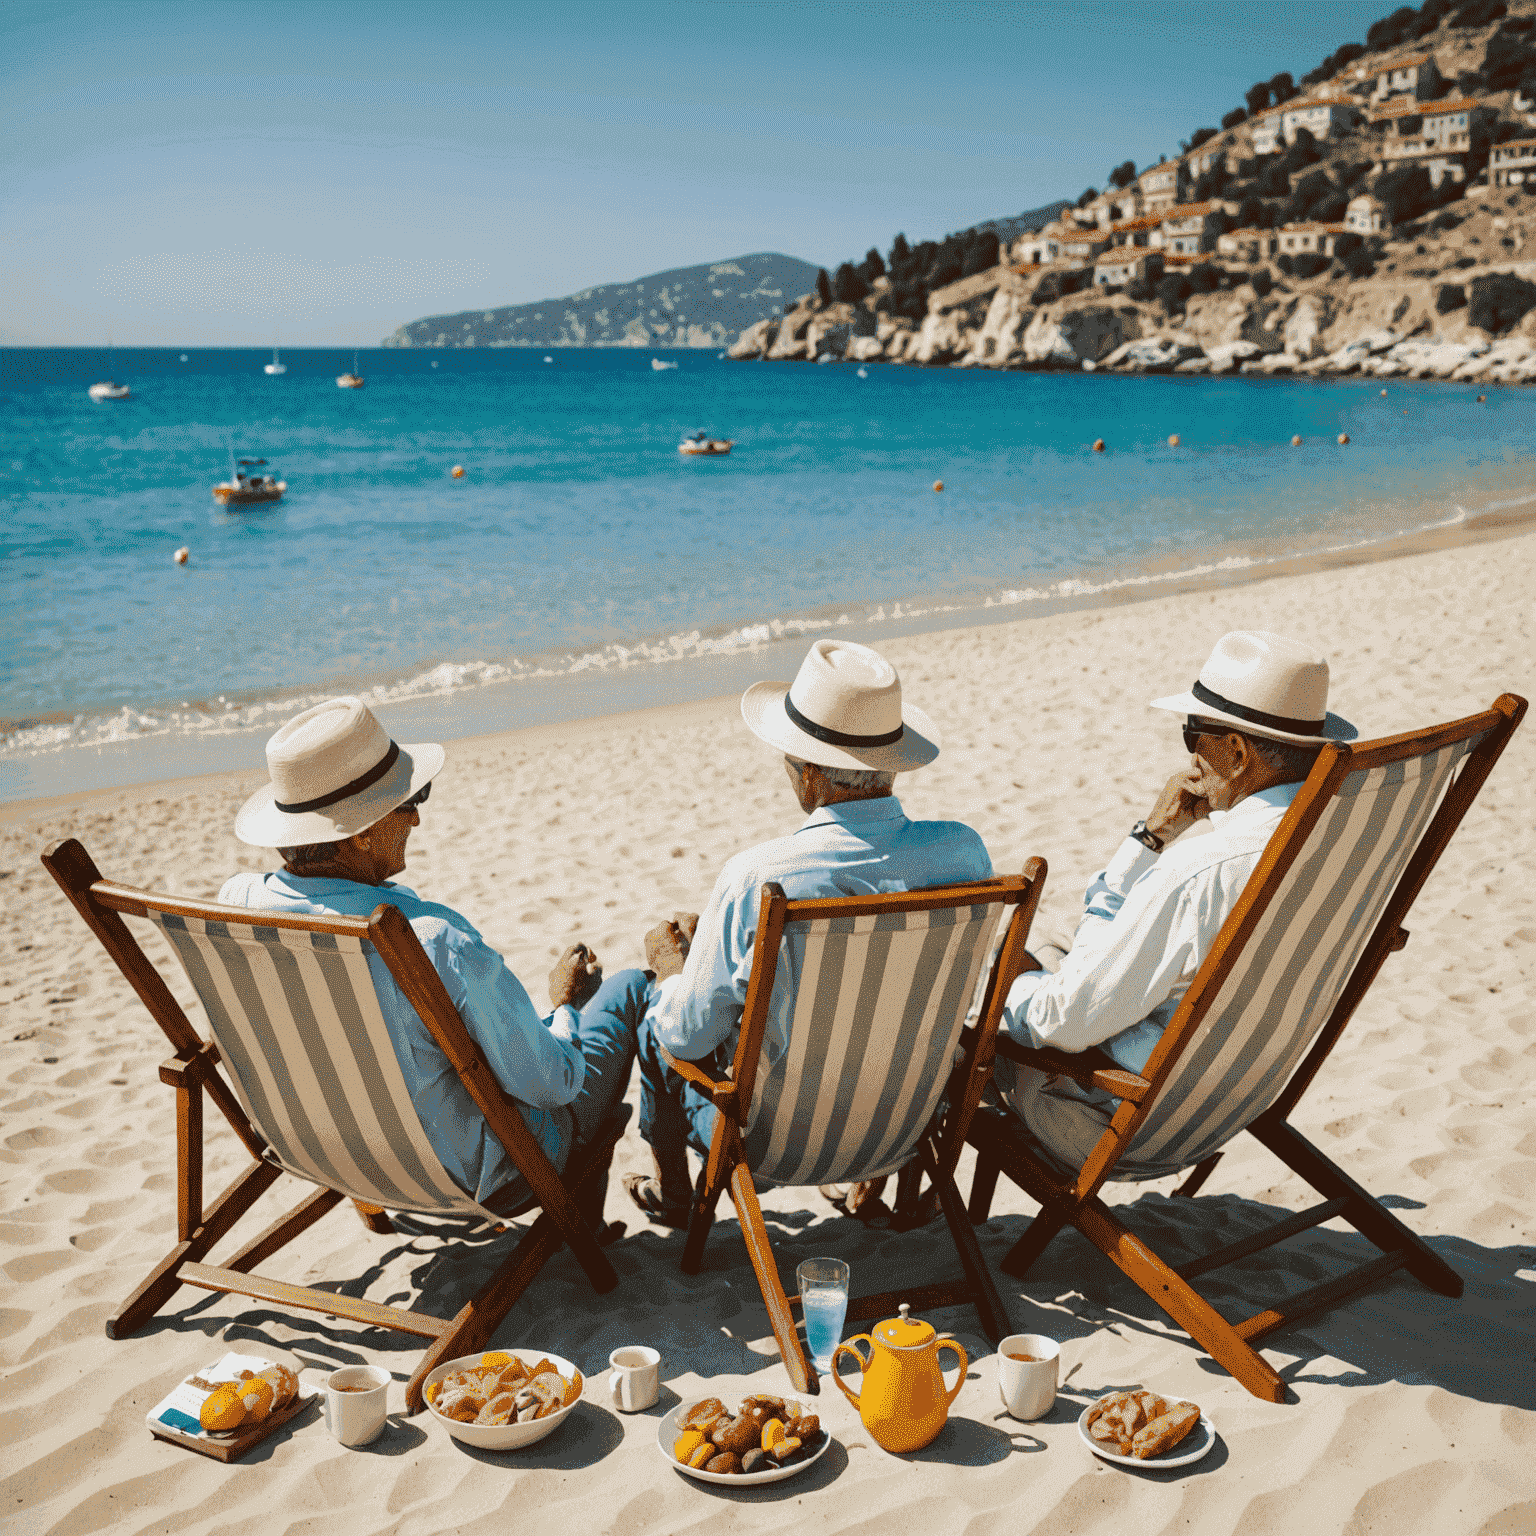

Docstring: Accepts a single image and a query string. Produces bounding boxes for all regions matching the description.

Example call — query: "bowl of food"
[658,1393,831,1484]
[422,1350,583,1450]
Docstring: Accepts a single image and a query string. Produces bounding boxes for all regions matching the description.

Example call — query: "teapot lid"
[875,1303,935,1350]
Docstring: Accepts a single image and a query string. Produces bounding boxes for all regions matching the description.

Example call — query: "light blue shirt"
[651,795,993,1067]
[999,782,1302,1078]
[218,870,584,1206]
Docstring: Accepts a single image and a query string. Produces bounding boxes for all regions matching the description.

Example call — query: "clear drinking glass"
[796,1257,850,1373]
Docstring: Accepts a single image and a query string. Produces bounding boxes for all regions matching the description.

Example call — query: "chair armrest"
[659,1045,740,1115]
[993,1035,1151,1103]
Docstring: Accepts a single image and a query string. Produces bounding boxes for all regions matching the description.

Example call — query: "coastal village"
[729,0,1536,383]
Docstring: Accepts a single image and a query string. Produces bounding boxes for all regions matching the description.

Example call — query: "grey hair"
[787,756,897,792]
[278,840,342,871]
[1243,732,1323,784]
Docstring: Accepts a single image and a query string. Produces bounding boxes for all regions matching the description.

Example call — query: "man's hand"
[1144,767,1210,846]
[549,943,603,1010]
[644,911,699,981]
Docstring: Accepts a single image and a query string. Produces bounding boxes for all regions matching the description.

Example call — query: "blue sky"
[2,0,1395,345]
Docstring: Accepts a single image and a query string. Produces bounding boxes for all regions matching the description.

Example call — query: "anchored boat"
[214,458,286,506]
[678,432,733,456]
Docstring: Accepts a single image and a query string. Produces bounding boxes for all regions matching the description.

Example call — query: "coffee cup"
[324,1364,390,1446]
[608,1346,660,1412]
[997,1333,1059,1421]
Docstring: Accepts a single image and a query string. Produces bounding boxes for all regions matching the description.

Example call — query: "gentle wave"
[0,493,1505,762]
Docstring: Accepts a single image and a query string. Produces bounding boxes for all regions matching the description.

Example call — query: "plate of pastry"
[1077,1389,1214,1468]
[659,1394,832,1485]
[422,1350,583,1450]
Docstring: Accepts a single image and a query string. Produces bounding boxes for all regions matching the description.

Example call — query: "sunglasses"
[401,782,432,811]
[1182,719,1230,755]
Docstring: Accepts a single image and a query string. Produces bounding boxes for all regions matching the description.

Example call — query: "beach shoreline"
[5,494,1533,808]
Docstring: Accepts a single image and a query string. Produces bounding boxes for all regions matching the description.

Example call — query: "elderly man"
[995,630,1357,1176]
[585,638,992,1227]
[219,696,641,1219]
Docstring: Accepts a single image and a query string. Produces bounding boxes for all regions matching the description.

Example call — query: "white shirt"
[999,782,1301,1078]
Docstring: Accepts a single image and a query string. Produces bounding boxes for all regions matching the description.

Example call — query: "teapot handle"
[937,1339,969,1408]
[830,1336,872,1411]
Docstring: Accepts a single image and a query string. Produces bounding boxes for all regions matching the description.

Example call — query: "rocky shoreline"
[729,189,1536,384]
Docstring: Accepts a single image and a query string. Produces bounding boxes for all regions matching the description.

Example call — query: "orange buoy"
[1168,434,1180,447]
[1477,394,1486,402]
[451,465,465,478]
[173,546,189,565]
[1337,433,1350,445]
[1092,438,1105,453]
[932,479,944,492]
[1290,434,1303,446]
[1380,389,1387,396]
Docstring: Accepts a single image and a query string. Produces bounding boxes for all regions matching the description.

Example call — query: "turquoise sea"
[3,346,1533,800]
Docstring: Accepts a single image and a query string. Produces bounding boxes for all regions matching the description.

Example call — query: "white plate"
[657,1402,833,1486]
[423,1350,582,1450]
[1077,1396,1216,1469]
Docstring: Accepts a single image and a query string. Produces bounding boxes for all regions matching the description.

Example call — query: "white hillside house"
[1345,193,1389,234]
[1373,53,1442,102]
[1491,138,1536,186]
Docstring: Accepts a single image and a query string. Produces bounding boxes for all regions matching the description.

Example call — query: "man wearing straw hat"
[220,696,642,1217]
[612,638,992,1227]
[995,630,1356,1173]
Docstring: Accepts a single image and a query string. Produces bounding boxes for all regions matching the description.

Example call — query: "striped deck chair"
[964,693,1526,1402]
[40,839,627,1413]
[665,865,1046,1394]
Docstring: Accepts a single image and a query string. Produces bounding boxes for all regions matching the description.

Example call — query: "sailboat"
[264,336,286,376]
[89,338,130,400]
[337,350,364,388]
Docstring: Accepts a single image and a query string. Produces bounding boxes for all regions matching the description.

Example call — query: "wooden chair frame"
[41,838,627,1413]
[664,863,1046,1394]
[965,693,1526,1403]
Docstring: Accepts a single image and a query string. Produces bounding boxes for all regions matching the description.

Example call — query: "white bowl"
[422,1349,583,1450]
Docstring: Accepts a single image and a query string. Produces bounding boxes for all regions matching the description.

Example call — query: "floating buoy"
[1380,389,1387,396]
[1477,394,1486,402]
[173,546,189,565]
[1403,409,1409,415]
[932,479,944,492]
[1092,438,1105,453]
[1168,434,1180,447]
[1337,433,1350,445]
[451,465,465,478]
[1291,434,1303,446]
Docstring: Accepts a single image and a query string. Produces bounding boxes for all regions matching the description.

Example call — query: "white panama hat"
[739,639,940,773]
[1150,630,1357,747]
[234,696,445,848]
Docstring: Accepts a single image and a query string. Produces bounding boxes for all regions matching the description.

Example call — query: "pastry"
[1131,1401,1200,1459]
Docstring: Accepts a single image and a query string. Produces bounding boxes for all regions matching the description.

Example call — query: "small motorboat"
[337,351,364,388]
[651,357,678,371]
[88,381,130,401]
[214,458,286,505]
[678,432,732,456]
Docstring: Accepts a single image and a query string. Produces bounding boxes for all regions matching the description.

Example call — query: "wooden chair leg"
[1249,1116,1462,1297]
[917,1139,1009,1341]
[1077,1194,1286,1403]
[352,1200,395,1234]
[729,1162,817,1396]
[108,1158,281,1339]
[1001,1202,1069,1280]
[681,1166,726,1276]
[893,1160,923,1224]
[1173,1153,1223,1199]
[968,1146,1002,1224]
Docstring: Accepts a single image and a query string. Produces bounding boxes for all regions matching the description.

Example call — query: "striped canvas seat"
[742,901,1007,1185]
[669,868,1048,1396]
[965,694,1526,1402]
[1118,735,1480,1177]
[150,910,495,1218]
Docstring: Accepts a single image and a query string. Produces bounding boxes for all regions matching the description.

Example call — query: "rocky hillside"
[730,0,1536,384]
[383,253,820,349]
[730,188,1536,382]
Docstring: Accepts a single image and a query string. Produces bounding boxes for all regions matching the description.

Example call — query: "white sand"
[3,531,1534,1534]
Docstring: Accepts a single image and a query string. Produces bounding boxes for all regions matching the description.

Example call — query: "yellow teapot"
[831,1302,968,1453]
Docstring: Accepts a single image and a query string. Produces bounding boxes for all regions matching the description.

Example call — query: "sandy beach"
[3,528,1533,1535]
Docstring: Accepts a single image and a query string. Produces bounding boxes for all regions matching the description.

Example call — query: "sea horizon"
[4,345,1533,802]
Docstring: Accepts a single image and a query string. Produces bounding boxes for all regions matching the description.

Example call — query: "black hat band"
[274,740,402,813]
[785,695,904,749]
[1192,680,1325,736]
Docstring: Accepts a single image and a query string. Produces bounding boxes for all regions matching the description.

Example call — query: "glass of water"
[796,1257,850,1373]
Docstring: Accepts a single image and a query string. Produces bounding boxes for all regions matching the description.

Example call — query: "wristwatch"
[1129,819,1165,853]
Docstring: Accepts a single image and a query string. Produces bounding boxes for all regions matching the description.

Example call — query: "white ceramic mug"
[324,1364,390,1446]
[608,1346,660,1412]
[997,1333,1059,1421]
